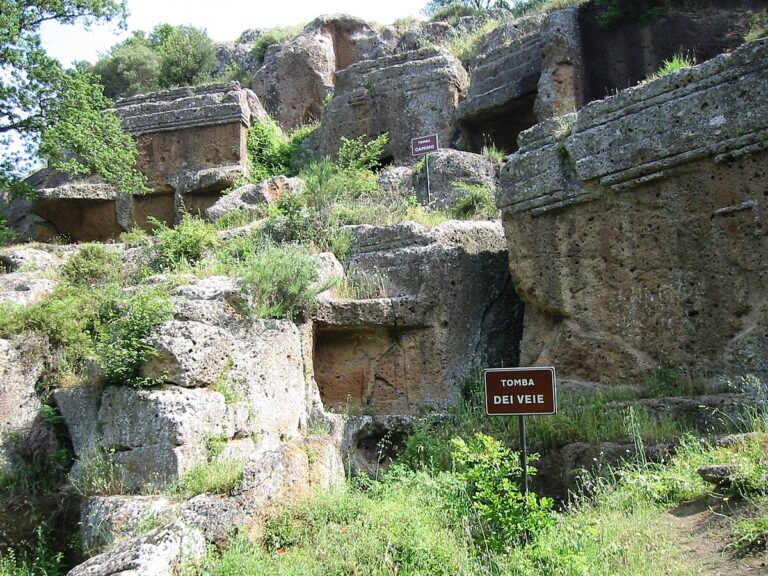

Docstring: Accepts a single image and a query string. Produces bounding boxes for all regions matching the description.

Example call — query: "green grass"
[652,54,695,79]
[172,455,245,497]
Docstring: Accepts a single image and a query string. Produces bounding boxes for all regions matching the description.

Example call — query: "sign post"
[410,134,439,205]
[484,367,557,497]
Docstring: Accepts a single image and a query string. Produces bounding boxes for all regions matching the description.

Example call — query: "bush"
[450,183,498,220]
[247,121,291,182]
[336,133,388,172]
[0,217,15,246]
[251,25,303,62]
[60,245,122,287]
[452,433,554,551]
[237,242,323,320]
[94,286,174,387]
[92,41,161,99]
[746,10,768,43]
[151,216,220,270]
[156,25,216,88]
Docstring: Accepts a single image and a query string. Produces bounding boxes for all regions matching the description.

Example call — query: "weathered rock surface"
[0,336,47,472]
[252,15,394,130]
[80,496,179,554]
[498,38,768,383]
[319,47,469,164]
[26,83,269,241]
[141,321,236,387]
[457,17,544,153]
[313,220,523,413]
[0,246,61,272]
[67,520,205,576]
[412,149,499,208]
[204,176,304,222]
[0,272,57,305]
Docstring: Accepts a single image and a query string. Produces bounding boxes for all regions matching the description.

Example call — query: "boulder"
[67,520,205,576]
[80,496,179,554]
[0,272,57,305]
[411,148,499,208]
[251,15,394,130]
[313,220,523,413]
[498,38,768,383]
[319,47,469,164]
[0,247,61,273]
[140,320,236,388]
[0,336,47,472]
[171,276,247,329]
[204,176,304,223]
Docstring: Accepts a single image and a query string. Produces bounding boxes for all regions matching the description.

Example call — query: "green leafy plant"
[0,217,15,246]
[450,183,498,220]
[252,25,303,62]
[60,245,122,287]
[151,216,220,270]
[595,0,672,26]
[336,134,389,172]
[746,10,768,43]
[731,512,768,554]
[652,54,695,79]
[451,433,554,551]
[247,121,291,183]
[237,242,323,320]
[94,286,174,387]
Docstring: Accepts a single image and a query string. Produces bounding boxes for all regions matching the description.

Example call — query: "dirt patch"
[665,496,768,575]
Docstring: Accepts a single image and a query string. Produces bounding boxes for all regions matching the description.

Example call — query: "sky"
[41,0,430,67]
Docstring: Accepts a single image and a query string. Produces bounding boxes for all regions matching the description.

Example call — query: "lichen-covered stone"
[411,149,499,208]
[0,272,57,305]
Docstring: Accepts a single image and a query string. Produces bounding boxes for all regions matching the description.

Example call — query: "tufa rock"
[204,175,304,222]
[67,520,205,576]
[319,47,469,164]
[411,148,499,209]
[0,272,57,305]
[498,38,768,383]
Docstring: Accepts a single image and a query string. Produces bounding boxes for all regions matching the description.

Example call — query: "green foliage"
[60,245,121,287]
[247,121,291,182]
[172,450,245,496]
[452,433,554,550]
[731,510,768,554]
[653,54,695,79]
[91,40,160,99]
[336,133,389,172]
[0,216,15,246]
[746,10,768,43]
[444,18,503,61]
[151,216,220,270]
[237,242,323,320]
[93,23,216,98]
[157,25,216,89]
[450,183,498,220]
[481,142,506,162]
[94,285,173,387]
[252,26,303,62]
[0,527,64,576]
[0,1,149,197]
[595,0,672,26]
[71,447,124,496]
[424,0,511,18]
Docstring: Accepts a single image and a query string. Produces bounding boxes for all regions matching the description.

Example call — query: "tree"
[423,0,511,16]
[92,23,216,99]
[0,0,148,197]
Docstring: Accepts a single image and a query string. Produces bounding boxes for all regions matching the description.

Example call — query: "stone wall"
[498,38,768,383]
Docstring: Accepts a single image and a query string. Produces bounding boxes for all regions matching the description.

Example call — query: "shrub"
[238,242,323,320]
[445,18,503,61]
[0,217,15,246]
[336,133,389,172]
[151,216,219,270]
[251,25,303,62]
[156,25,216,88]
[60,245,122,287]
[247,121,291,183]
[92,41,161,99]
[450,183,498,220]
[451,433,554,551]
[746,10,768,43]
[94,285,174,387]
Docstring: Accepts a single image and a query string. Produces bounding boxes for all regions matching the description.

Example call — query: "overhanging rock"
[498,38,768,383]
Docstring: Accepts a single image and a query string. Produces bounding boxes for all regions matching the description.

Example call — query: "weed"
[151,216,220,270]
[71,447,124,497]
[746,10,768,43]
[480,142,506,162]
[251,25,303,62]
[444,19,502,61]
[172,453,245,496]
[0,216,16,246]
[119,227,151,246]
[731,506,768,554]
[332,272,388,300]
[61,245,122,287]
[651,53,695,80]
[450,182,498,220]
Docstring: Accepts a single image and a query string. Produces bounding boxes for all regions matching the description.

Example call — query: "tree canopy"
[423,0,512,16]
[0,0,148,197]
[90,23,217,100]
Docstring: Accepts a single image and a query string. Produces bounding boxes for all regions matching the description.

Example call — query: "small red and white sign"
[411,134,439,156]
[484,367,557,416]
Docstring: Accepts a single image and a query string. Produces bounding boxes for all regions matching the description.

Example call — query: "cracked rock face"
[498,38,768,383]
[313,220,524,414]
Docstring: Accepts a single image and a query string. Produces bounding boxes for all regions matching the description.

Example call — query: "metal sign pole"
[426,153,431,205]
[519,415,528,500]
